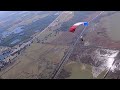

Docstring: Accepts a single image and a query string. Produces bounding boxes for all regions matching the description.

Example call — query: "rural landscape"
[0,11,120,79]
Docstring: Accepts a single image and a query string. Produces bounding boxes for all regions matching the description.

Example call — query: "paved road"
[51,11,104,79]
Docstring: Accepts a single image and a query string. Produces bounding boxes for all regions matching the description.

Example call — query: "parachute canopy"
[69,22,88,33]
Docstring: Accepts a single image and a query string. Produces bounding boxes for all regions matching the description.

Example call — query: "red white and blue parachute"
[69,22,88,33]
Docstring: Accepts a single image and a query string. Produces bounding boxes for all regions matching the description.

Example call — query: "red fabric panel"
[69,26,77,33]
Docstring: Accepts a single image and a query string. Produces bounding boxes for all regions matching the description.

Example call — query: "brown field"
[0,11,73,79]
[1,11,110,79]
[56,11,120,79]
[64,62,93,79]
[0,43,69,79]
[84,11,120,49]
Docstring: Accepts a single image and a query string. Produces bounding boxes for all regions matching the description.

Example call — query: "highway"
[51,11,105,79]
